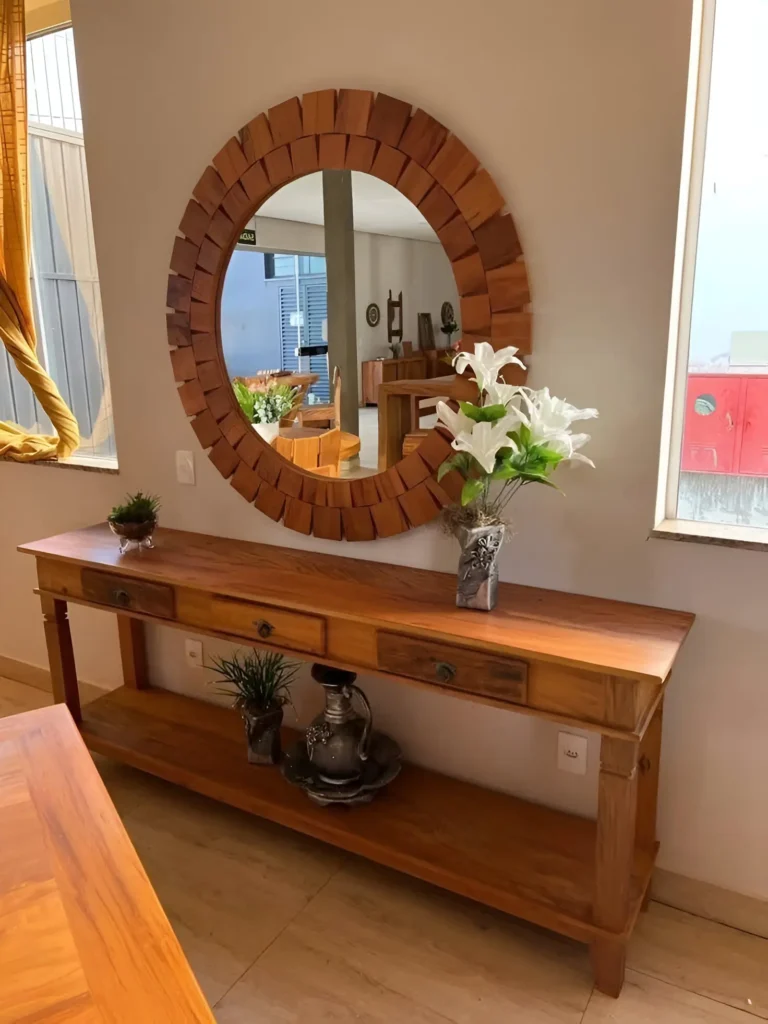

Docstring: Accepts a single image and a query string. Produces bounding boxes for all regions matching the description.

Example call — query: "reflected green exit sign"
[238,229,256,246]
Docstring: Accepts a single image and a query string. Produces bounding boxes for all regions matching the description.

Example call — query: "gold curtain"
[0,0,79,461]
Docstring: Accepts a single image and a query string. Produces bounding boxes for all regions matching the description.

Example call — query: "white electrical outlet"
[185,638,204,668]
[176,450,195,485]
[557,732,588,775]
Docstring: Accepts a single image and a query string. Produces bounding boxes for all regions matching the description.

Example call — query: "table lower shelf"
[79,685,654,945]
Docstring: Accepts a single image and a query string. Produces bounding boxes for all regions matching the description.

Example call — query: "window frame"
[0,21,118,470]
[652,0,768,549]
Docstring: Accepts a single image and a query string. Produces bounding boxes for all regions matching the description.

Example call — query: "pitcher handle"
[345,683,372,762]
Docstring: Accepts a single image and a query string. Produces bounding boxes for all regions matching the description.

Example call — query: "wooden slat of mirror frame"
[166,90,531,540]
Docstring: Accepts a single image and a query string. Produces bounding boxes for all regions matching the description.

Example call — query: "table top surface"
[0,703,213,1022]
[20,524,695,683]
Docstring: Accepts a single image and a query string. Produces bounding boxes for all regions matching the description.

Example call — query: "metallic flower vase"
[108,519,156,554]
[456,523,505,611]
[243,705,284,765]
[305,665,372,784]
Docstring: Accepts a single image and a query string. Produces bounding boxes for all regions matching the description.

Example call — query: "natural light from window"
[661,1,768,537]
[0,26,115,465]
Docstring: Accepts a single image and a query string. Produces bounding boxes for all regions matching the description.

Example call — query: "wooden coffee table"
[0,703,213,1022]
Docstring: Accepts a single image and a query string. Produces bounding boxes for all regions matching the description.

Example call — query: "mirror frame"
[167,89,531,540]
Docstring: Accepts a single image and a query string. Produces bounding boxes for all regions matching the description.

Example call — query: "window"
[657,1,768,541]
[0,26,115,464]
[264,252,326,278]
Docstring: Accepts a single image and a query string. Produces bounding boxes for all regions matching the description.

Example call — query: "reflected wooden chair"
[274,428,342,477]
[297,368,341,429]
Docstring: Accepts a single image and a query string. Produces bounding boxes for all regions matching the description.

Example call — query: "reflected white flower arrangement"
[437,342,598,527]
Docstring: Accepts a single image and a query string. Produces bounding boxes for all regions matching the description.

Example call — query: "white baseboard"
[0,654,110,703]
[652,868,768,940]
[0,654,52,691]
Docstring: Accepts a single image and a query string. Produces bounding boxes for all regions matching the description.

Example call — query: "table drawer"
[81,569,176,619]
[377,631,528,705]
[208,595,326,656]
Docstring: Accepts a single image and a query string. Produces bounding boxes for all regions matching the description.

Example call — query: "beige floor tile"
[221,858,593,1024]
[0,676,52,717]
[629,902,768,1018]
[215,931,455,1023]
[121,783,344,1006]
[584,969,757,1022]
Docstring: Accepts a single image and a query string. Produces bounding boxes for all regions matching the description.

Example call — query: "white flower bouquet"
[437,342,598,531]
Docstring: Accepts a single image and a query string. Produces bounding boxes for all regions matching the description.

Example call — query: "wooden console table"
[20,524,694,997]
[0,702,212,1021]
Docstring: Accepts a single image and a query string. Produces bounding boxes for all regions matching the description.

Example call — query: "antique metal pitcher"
[305,665,372,784]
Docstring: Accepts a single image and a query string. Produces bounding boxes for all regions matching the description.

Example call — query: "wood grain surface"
[166,88,533,538]
[0,704,213,1022]
[20,524,694,684]
[77,685,654,946]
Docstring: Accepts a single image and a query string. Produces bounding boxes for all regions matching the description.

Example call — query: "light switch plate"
[176,450,195,485]
[557,732,588,775]
[184,638,204,669]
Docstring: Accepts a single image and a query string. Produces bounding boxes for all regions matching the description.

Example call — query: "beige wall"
[3,0,767,900]
[25,0,70,34]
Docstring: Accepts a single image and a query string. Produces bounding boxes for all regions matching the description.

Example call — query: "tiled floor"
[2,675,767,1022]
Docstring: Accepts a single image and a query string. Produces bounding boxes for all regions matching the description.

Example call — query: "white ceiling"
[257,171,439,243]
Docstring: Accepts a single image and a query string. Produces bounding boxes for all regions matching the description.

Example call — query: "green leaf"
[437,452,474,481]
[518,424,531,448]
[491,460,521,481]
[520,472,562,491]
[460,477,485,506]
[533,445,564,466]
[437,455,459,481]
[459,401,508,423]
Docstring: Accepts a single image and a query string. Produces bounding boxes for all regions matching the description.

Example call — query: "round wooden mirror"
[167,89,531,540]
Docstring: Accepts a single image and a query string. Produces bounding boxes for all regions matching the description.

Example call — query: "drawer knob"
[112,589,131,607]
[434,660,457,683]
[255,619,274,639]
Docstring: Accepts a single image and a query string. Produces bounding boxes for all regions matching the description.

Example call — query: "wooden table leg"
[591,733,639,997]
[41,593,81,724]
[378,392,412,470]
[117,616,149,689]
[636,696,664,910]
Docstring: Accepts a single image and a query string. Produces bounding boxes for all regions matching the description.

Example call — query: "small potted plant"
[233,379,299,445]
[107,492,160,553]
[437,342,598,611]
[209,648,297,765]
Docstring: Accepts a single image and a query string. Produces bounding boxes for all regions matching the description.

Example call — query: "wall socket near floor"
[557,732,588,775]
[185,638,204,669]
[176,450,195,485]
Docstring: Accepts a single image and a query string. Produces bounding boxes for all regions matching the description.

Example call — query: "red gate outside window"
[682,374,768,476]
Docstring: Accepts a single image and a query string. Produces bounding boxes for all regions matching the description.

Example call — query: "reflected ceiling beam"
[322,170,359,435]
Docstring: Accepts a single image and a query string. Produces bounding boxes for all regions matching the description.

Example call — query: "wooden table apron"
[19,524,695,999]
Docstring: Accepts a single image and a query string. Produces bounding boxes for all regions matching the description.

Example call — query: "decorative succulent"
[209,649,298,712]
[107,491,160,525]
[437,342,598,529]
[233,380,299,424]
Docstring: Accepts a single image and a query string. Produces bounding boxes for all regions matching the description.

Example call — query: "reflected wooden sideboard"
[19,524,695,998]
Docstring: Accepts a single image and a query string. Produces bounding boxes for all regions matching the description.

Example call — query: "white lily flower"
[484,379,524,408]
[435,401,475,440]
[453,341,527,394]
[451,415,519,475]
[512,388,597,461]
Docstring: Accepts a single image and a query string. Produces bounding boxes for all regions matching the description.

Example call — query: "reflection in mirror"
[220,171,460,478]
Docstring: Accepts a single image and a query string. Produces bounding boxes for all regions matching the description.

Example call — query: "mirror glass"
[220,171,460,478]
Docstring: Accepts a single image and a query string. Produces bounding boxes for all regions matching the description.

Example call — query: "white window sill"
[651,518,768,552]
[0,453,118,474]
